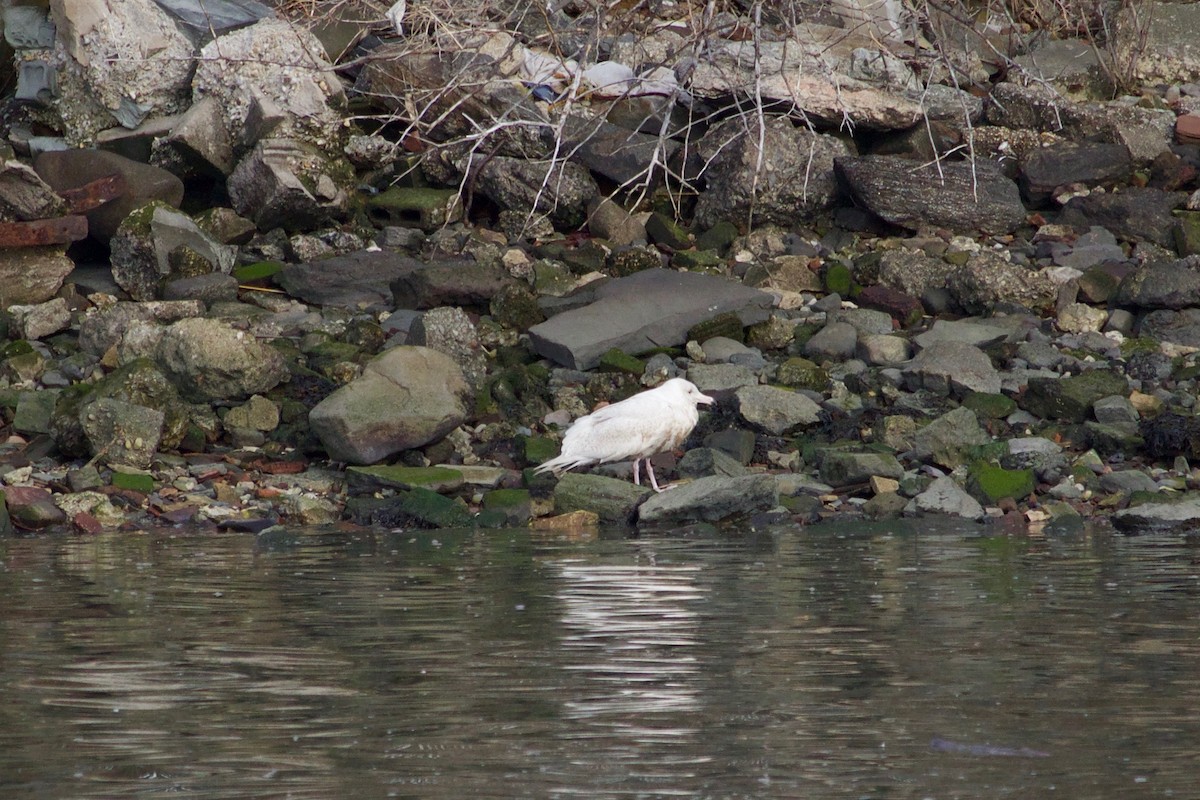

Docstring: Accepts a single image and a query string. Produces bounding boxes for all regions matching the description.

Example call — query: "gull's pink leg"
[646,459,664,492]
[632,458,641,486]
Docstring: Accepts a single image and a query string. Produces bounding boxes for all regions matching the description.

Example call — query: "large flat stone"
[528,269,774,370]
[277,249,423,310]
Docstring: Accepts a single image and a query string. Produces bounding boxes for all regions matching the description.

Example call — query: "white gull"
[534,378,715,492]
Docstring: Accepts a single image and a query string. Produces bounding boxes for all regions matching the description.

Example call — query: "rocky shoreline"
[1,1,1200,535]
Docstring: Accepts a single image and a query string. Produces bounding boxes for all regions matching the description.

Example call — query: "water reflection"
[0,522,1198,797]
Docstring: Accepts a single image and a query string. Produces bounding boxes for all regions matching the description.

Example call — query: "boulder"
[911,407,992,469]
[49,0,194,140]
[692,115,849,230]
[34,149,184,242]
[109,203,237,301]
[551,472,649,525]
[77,299,204,356]
[150,95,236,178]
[153,318,289,402]
[471,156,597,230]
[907,476,985,519]
[1112,495,1200,533]
[7,297,70,339]
[408,306,488,390]
[226,139,351,232]
[1018,142,1132,206]
[836,155,1026,234]
[735,385,822,435]
[819,451,905,487]
[0,246,75,308]
[193,17,344,147]
[904,340,1001,397]
[308,346,471,465]
[948,251,1058,315]
[1019,371,1130,423]
[277,249,423,310]
[79,397,165,468]
[391,258,514,310]
[528,269,774,369]
[1116,257,1200,309]
[690,35,923,131]
[637,474,779,525]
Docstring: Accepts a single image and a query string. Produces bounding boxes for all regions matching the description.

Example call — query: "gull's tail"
[532,451,594,476]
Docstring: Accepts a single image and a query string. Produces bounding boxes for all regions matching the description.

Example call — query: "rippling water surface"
[1,519,1199,798]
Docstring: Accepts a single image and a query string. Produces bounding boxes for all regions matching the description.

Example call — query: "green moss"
[235,261,285,282]
[523,436,559,466]
[962,391,1017,420]
[823,262,854,295]
[598,348,645,376]
[347,465,464,492]
[112,472,155,493]
[969,462,1034,504]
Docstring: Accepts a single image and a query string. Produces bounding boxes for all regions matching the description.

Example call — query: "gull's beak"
[697,391,715,406]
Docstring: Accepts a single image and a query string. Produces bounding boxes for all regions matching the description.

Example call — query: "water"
[1,519,1198,799]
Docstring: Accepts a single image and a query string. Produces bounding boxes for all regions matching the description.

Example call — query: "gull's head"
[670,378,714,407]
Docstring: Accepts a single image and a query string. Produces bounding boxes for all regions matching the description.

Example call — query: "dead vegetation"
[277,0,1155,234]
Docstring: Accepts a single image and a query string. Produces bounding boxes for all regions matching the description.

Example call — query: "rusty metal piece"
[0,215,88,247]
[57,173,126,214]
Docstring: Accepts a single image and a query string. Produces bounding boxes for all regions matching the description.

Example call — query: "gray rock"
[907,475,985,519]
[689,38,923,131]
[0,160,65,221]
[735,385,822,435]
[677,447,748,478]
[408,306,488,390]
[4,6,55,49]
[278,250,423,310]
[911,406,991,469]
[154,317,289,402]
[1012,37,1101,92]
[1112,495,1200,533]
[13,389,59,435]
[51,0,193,137]
[829,307,894,335]
[79,397,165,469]
[227,139,350,232]
[637,474,779,525]
[223,395,280,432]
[1116,256,1200,309]
[308,346,470,465]
[904,340,1001,397]
[8,298,70,340]
[391,258,513,310]
[857,333,911,365]
[1054,226,1127,271]
[34,149,184,242]
[528,268,773,370]
[110,204,237,301]
[948,251,1057,315]
[692,116,848,230]
[913,318,1011,349]
[1100,469,1160,495]
[194,18,344,147]
[1093,395,1139,425]
[819,451,904,487]
[585,197,647,246]
[1018,141,1131,206]
[803,320,859,360]
[151,95,235,178]
[0,246,75,307]
[473,156,597,229]
[1138,308,1200,348]
[161,272,240,304]
[562,114,680,188]
[836,155,1025,234]
[153,0,276,37]
[1059,188,1185,248]
[701,336,758,364]
[78,300,204,355]
[686,363,759,392]
[551,472,649,525]
[876,248,957,299]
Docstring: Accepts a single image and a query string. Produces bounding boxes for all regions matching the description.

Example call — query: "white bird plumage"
[534,378,715,492]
